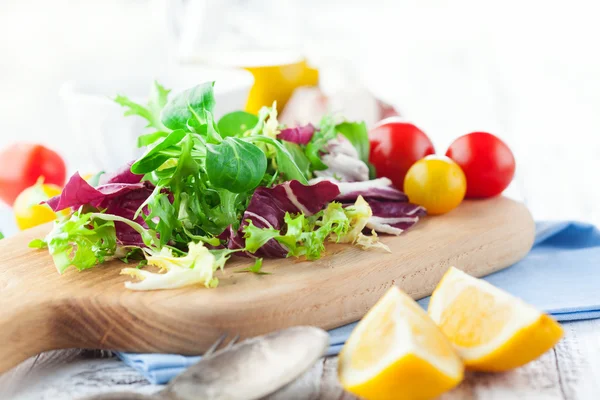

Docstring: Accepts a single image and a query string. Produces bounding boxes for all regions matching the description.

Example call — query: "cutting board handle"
[0,298,56,373]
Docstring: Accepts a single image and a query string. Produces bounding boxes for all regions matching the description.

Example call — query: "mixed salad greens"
[30,81,426,290]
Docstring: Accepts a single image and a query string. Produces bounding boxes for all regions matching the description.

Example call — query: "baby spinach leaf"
[131,129,186,174]
[206,137,267,193]
[160,82,216,130]
[218,111,259,137]
[336,121,370,164]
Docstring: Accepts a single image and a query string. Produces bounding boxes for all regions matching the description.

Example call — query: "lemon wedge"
[338,286,464,400]
[428,267,564,372]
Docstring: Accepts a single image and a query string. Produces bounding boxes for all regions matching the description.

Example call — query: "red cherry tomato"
[0,143,66,205]
[369,118,435,189]
[445,132,515,198]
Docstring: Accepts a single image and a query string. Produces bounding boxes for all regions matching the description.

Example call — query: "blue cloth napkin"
[118,221,600,384]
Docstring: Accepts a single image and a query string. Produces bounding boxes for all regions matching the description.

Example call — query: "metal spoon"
[83,326,329,400]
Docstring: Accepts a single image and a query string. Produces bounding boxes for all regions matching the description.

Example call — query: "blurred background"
[0,0,598,232]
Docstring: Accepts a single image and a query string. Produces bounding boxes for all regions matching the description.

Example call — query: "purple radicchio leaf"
[45,172,154,246]
[46,173,148,211]
[104,183,154,246]
[225,179,341,258]
[310,177,408,202]
[365,199,426,235]
[278,123,315,145]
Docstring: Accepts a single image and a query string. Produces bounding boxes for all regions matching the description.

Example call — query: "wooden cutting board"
[0,197,534,374]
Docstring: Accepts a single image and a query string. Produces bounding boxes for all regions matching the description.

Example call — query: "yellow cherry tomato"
[403,155,467,215]
[14,178,68,230]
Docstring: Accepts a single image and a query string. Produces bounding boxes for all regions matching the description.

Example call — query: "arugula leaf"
[114,81,170,131]
[148,81,171,123]
[218,111,259,137]
[206,137,267,193]
[245,136,309,184]
[235,258,270,275]
[160,82,216,130]
[131,129,186,174]
[336,121,370,164]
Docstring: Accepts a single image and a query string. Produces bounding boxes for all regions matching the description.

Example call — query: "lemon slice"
[428,267,564,371]
[338,286,464,400]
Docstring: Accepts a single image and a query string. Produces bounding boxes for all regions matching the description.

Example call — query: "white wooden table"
[1,318,599,399]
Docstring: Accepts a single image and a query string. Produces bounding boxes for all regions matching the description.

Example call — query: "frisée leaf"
[121,243,233,290]
[41,210,118,274]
